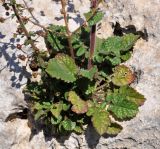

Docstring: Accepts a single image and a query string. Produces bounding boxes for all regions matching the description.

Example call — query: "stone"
[0,0,160,149]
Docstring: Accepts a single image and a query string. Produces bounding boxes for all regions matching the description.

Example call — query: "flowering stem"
[11,2,39,53]
[60,0,75,60]
[88,0,97,69]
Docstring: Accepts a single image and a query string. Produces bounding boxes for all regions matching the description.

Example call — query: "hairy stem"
[11,3,39,53]
[60,0,75,60]
[88,0,97,69]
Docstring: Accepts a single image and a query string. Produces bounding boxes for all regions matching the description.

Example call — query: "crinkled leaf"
[95,36,105,52]
[46,54,78,83]
[92,111,111,135]
[107,123,122,135]
[61,119,76,131]
[106,89,123,103]
[106,86,145,107]
[100,36,121,56]
[109,99,138,119]
[94,34,138,64]
[80,66,98,80]
[93,36,105,63]
[121,33,140,51]
[86,106,98,116]
[100,34,139,56]
[112,65,135,86]
[106,56,121,66]
[68,91,88,114]
[119,86,145,106]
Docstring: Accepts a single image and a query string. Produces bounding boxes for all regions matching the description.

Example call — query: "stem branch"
[11,2,39,53]
[60,0,75,60]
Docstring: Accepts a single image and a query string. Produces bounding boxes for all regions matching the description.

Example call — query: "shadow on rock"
[113,22,149,41]
[0,32,31,89]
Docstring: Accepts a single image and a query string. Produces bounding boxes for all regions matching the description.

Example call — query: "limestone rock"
[0,0,160,149]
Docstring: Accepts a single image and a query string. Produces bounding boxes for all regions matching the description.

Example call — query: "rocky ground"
[0,0,160,149]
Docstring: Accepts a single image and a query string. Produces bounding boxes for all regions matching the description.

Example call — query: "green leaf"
[46,54,78,83]
[42,102,51,106]
[92,111,111,135]
[46,32,60,51]
[61,119,76,131]
[62,103,70,111]
[109,99,138,119]
[94,34,138,64]
[68,91,88,114]
[100,34,139,56]
[51,116,62,125]
[106,56,121,66]
[106,88,140,120]
[119,86,145,106]
[121,52,132,61]
[76,47,86,56]
[84,11,104,26]
[33,103,43,110]
[86,106,98,116]
[45,25,67,52]
[80,66,98,80]
[121,33,140,51]
[112,65,135,86]
[50,103,63,118]
[106,86,145,109]
[85,83,96,95]
[34,110,47,120]
[74,125,84,133]
[107,123,122,135]
[93,36,105,63]
[106,89,122,103]
[100,36,121,56]
[33,102,51,110]
[95,36,105,52]
[100,102,107,110]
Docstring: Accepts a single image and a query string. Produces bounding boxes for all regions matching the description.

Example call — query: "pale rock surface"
[0,0,160,149]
